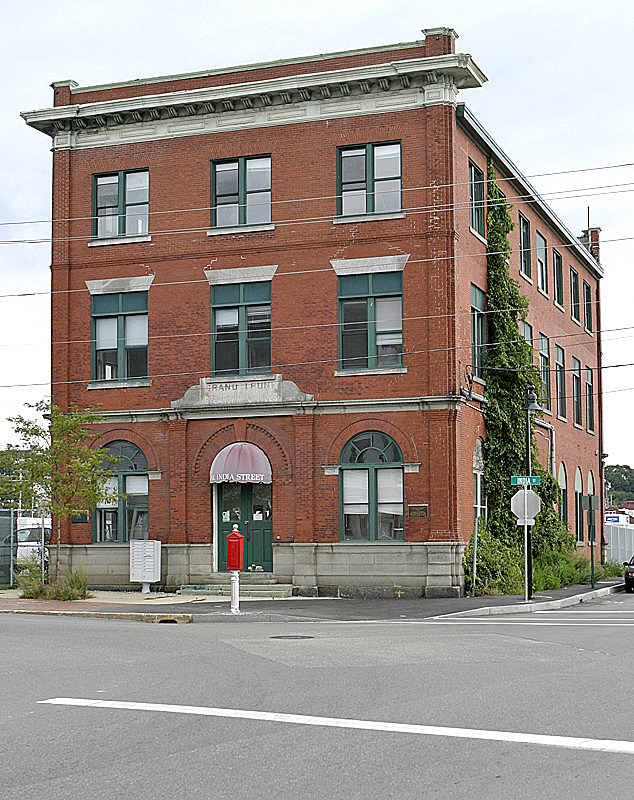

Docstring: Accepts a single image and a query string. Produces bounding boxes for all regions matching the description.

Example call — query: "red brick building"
[22,27,603,595]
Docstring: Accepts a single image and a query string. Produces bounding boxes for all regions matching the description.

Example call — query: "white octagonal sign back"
[511,488,542,520]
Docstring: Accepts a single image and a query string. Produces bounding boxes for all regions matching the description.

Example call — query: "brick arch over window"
[326,418,417,466]
[96,427,160,471]
[193,422,292,483]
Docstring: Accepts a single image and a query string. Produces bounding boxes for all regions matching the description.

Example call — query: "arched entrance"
[210,442,273,571]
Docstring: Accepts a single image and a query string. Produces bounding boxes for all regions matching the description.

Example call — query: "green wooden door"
[218,483,273,571]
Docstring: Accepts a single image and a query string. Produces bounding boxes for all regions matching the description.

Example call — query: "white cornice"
[22,54,487,149]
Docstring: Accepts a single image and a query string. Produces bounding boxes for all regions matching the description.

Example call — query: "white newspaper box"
[130,539,161,593]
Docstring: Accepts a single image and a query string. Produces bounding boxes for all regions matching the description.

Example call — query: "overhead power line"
[2,183,634,246]
[1,159,633,229]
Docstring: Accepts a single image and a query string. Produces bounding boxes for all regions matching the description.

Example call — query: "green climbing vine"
[464,160,574,594]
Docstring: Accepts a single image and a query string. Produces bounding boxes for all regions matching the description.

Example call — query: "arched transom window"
[95,440,149,543]
[339,431,404,541]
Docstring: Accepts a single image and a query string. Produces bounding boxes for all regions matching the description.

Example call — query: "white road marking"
[38,697,634,755]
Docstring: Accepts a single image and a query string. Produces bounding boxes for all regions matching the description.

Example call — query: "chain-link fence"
[0,511,50,585]
[0,510,16,585]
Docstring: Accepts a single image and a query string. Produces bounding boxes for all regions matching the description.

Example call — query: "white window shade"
[377,468,403,514]
[126,474,148,495]
[376,297,402,331]
[96,317,117,350]
[125,315,148,347]
[343,469,368,513]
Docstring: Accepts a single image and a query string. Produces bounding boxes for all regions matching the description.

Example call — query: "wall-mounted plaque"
[408,504,428,519]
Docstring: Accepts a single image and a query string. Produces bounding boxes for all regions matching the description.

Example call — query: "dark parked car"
[624,557,634,593]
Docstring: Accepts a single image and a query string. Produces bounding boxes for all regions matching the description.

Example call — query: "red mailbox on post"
[226,524,244,571]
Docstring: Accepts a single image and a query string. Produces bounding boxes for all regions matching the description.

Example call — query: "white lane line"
[38,697,634,756]
[428,621,634,626]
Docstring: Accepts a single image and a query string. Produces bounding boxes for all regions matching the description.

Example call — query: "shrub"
[16,558,47,599]
[16,563,89,601]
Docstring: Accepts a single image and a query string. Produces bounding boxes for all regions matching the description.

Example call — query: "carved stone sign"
[172,373,314,409]
[408,504,429,519]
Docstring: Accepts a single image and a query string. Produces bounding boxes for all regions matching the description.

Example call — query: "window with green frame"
[469,160,485,236]
[211,155,271,227]
[572,357,582,425]
[536,231,548,293]
[585,367,595,433]
[553,249,564,307]
[211,281,272,376]
[338,272,403,370]
[338,142,401,216]
[92,170,149,239]
[570,267,580,322]
[519,213,531,278]
[94,440,148,543]
[339,431,404,541]
[555,344,566,418]
[539,334,551,411]
[471,284,486,378]
[92,292,148,382]
[583,280,593,332]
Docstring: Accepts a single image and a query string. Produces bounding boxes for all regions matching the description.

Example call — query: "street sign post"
[510,484,542,602]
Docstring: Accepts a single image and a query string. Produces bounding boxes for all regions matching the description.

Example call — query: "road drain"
[269,635,314,640]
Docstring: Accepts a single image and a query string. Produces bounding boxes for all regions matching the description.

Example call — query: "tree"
[604,464,634,506]
[7,400,117,579]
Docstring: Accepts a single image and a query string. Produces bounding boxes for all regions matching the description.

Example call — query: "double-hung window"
[338,142,401,216]
[555,345,566,418]
[553,249,564,307]
[536,232,547,293]
[519,213,531,278]
[338,272,403,370]
[212,156,271,227]
[212,281,272,376]
[570,267,580,322]
[471,285,486,379]
[585,367,595,432]
[583,281,593,332]
[539,334,551,411]
[521,320,533,348]
[572,357,582,425]
[93,170,149,239]
[340,431,404,541]
[95,440,149,543]
[469,161,485,237]
[92,292,148,382]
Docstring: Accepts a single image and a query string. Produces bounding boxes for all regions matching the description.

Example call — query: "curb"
[0,609,193,623]
[439,583,625,618]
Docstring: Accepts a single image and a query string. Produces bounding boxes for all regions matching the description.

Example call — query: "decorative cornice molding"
[22,54,487,150]
[93,393,466,424]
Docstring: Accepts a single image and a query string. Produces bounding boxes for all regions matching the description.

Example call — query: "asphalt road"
[3,592,634,799]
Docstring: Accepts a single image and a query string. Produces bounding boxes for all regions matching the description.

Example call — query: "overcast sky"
[1,0,633,467]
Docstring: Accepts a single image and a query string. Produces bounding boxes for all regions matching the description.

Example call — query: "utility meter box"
[130,539,161,586]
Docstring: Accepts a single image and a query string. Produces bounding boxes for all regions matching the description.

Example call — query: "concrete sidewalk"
[0,578,625,623]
